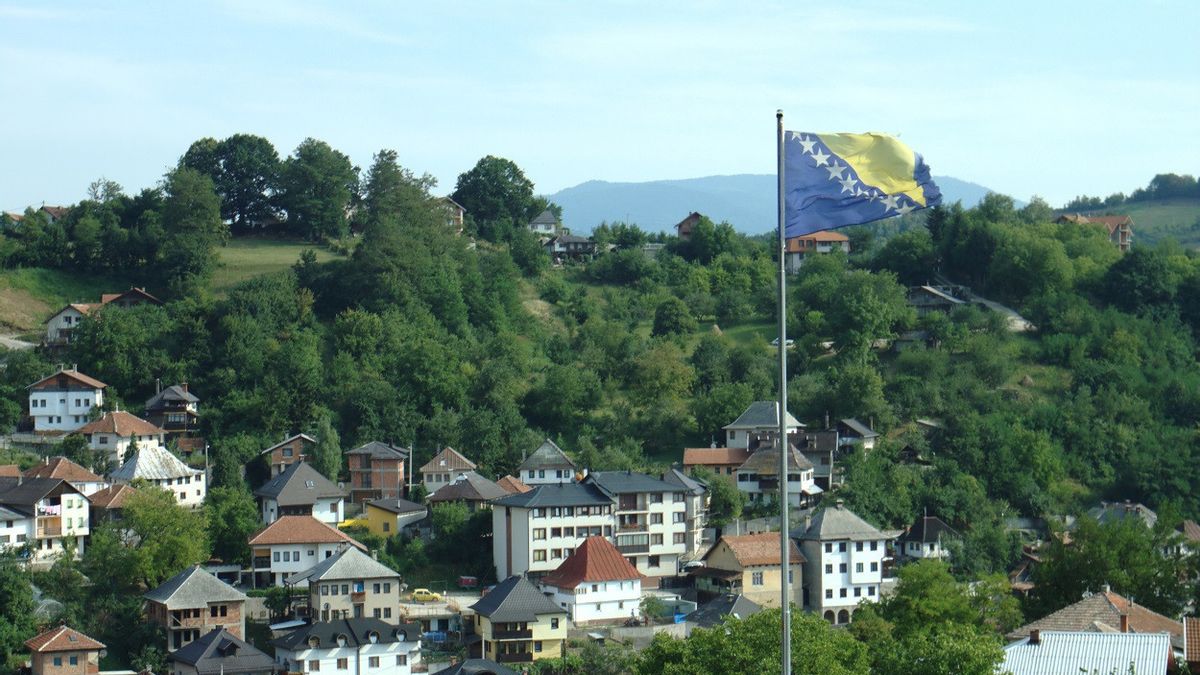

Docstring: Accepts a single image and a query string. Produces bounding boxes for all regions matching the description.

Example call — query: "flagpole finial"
[776,109,783,119]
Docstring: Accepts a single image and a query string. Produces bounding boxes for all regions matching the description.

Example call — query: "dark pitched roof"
[259,433,317,456]
[723,401,803,430]
[145,565,247,607]
[838,418,879,439]
[517,440,576,473]
[271,618,421,651]
[469,576,565,622]
[0,477,80,510]
[900,515,960,544]
[428,471,508,503]
[662,467,706,495]
[737,445,814,474]
[432,659,518,675]
[286,546,400,585]
[529,209,559,227]
[254,461,346,506]
[491,482,612,509]
[684,594,763,628]
[1088,501,1157,528]
[168,628,274,675]
[367,497,426,515]
[346,441,410,460]
[586,471,679,496]
[145,384,199,409]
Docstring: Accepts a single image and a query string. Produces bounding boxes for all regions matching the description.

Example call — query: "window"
[870,562,878,572]
[99,436,108,445]
[330,585,339,595]
[788,570,794,583]
[294,549,300,560]
[868,586,876,597]
[855,563,863,573]
[533,550,547,562]
[751,571,764,586]
[336,659,348,670]
[673,533,685,544]
[672,512,685,524]
[838,542,846,552]
[383,583,391,593]
[283,551,291,562]
[651,493,663,504]
[563,527,574,537]
[673,492,684,503]
[373,608,381,618]
[69,656,78,666]
[651,534,663,545]
[840,588,847,598]
[551,527,562,537]
[321,585,329,595]
[368,657,379,668]
[383,522,390,532]
[384,608,392,618]
[824,543,833,553]
[373,583,381,594]
[395,656,407,666]
[650,513,663,525]
[648,555,661,567]
[273,551,281,562]
[309,660,320,671]
[551,617,560,629]
[870,541,878,551]
[854,587,862,597]
[551,549,562,559]
[825,589,833,599]
[839,563,846,573]
[855,542,863,552]
[283,448,294,458]
[341,584,349,594]
[533,528,546,540]
[53,657,62,667]
[824,564,832,574]
[533,508,546,518]
[539,469,545,478]
[535,641,543,652]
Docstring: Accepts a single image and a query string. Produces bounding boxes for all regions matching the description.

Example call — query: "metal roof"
[428,471,509,503]
[144,385,199,409]
[800,501,888,542]
[253,461,346,506]
[722,401,803,430]
[586,471,679,495]
[168,628,274,675]
[684,594,764,628]
[345,441,409,460]
[737,445,814,475]
[491,482,612,509]
[366,497,426,515]
[1000,631,1170,675]
[144,565,247,607]
[838,418,879,438]
[469,575,566,622]
[662,467,706,495]
[286,546,400,585]
[517,439,576,472]
[110,445,202,482]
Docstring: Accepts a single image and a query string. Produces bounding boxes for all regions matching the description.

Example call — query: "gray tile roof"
[800,501,887,542]
[684,594,763,628]
[345,441,410,460]
[662,467,706,495]
[428,471,509,503]
[259,433,317,456]
[469,576,566,622]
[145,385,199,410]
[838,418,878,439]
[491,482,612,509]
[586,471,679,495]
[110,445,202,482]
[529,209,559,227]
[723,401,803,430]
[144,566,247,607]
[286,546,400,585]
[517,439,576,473]
[999,631,1171,675]
[737,445,814,474]
[168,628,273,675]
[1088,500,1157,528]
[0,478,77,511]
[367,498,426,515]
[253,461,346,506]
[900,515,960,544]
[432,659,518,675]
[272,618,422,651]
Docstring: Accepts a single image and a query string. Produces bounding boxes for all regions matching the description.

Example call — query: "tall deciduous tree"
[104,486,210,587]
[277,138,358,240]
[451,155,538,241]
[204,486,261,566]
[160,167,227,296]
[310,412,343,481]
[180,134,280,231]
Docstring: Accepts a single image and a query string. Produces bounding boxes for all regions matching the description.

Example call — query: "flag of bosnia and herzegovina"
[783,131,942,237]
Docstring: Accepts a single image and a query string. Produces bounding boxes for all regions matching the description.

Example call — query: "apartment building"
[799,500,894,625]
[491,483,614,580]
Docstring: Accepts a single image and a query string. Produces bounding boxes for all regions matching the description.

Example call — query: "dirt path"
[0,334,35,350]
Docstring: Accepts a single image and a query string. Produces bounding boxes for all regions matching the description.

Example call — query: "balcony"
[492,629,533,640]
[36,516,62,538]
[351,592,366,603]
[617,522,647,533]
[253,556,271,570]
[496,653,533,664]
[757,478,779,491]
[617,543,649,554]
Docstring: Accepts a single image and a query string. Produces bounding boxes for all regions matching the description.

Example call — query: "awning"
[801,484,824,495]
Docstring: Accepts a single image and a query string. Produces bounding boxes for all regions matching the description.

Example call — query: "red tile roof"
[682,447,753,467]
[27,369,108,390]
[23,456,104,484]
[76,411,165,437]
[1008,590,1182,640]
[248,516,366,550]
[0,465,19,477]
[1177,520,1200,543]
[497,475,533,494]
[713,532,805,567]
[1185,617,1200,664]
[24,625,105,653]
[89,484,136,509]
[540,536,643,589]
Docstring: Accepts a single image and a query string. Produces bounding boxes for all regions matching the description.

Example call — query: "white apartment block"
[585,471,696,581]
[272,619,421,675]
[492,483,614,579]
[799,500,893,626]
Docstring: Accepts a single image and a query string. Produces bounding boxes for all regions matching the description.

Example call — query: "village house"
[681,446,753,478]
[1056,213,1133,252]
[837,418,879,451]
[144,383,201,444]
[692,532,804,609]
[271,619,423,675]
[27,367,106,433]
[23,456,107,497]
[674,212,702,241]
[491,483,614,580]
[420,447,476,495]
[1007,588,1184,655]
[538,536,644,624]
[427,471,508,511]
[722,401,803,449]
[167,628,275,675]
[145,565,248,651]
[527,209,560,237]
[734,438,820,507]
[363,497,427,538]
[517,439,577,486]
[793,431,840,491]
[898,514,960,561]
[248,516,366,587]
[799,500,894,625]
[584,470,701,582]
[254,461,346,525]
[76,409,168,468]
[23,625,104,675]
[784,230,850,273]
[1088,499,1157,528]
[289,546,403,622]
[87,483,136,524]
[469,575,569,666]
[110,445,206,509]
[1000,632,1170,675]
[345,441,409,504]
[906,285,967,315]
[441,197,466,234]
[0,477,90,564]
[544,234,597,262]
[0,503,30,553]
[259,433,318,477]
[43,287,162,346]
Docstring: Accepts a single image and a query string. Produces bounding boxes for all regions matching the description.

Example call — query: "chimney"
[181,381,188,394]
[156,378,161,395]
[824,411,830,430]
[1028,629,1040,645]
[1120,613,1129,633]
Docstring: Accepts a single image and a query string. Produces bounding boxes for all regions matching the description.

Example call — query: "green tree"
[451,155,538,240]
[180,134,280,231]
[309,411,344,481]
[0,552,36,671]
[204,486,260,566]
[277,138,359,240]
[652,297,696,337]
[160,166,227,296]
[692,468,744,530]
[101,486,210,587]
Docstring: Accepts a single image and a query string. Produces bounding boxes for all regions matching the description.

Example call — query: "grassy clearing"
[213,238,341,295]
[1083,198,1200,247]
[0,267,134,332]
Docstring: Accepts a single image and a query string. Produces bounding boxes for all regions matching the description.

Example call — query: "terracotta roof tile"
[76,411,165,438]
[27,369,107,390]
[1177,520,1200,543]
[711,532,805,567]
[1186,617,1200,663]
[540,536,643,589]
[0,465,19,477]
[248,516,366,550]
[24,625,105,653]
[23,456,104,484]
[682,447,753,467]
[89,484,136,509]
[1007,590,1182,641]
[496,475,532,494]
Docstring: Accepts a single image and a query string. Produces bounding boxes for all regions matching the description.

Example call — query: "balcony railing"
[492,629,533,640]
[496,653,534,664]
[351,592,366,603]
[617,523,646,532]
[617,543,649,554]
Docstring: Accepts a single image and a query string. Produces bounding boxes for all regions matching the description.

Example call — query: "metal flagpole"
[776,109,791,675]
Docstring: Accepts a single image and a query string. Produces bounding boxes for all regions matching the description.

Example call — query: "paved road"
[0,334,35,350]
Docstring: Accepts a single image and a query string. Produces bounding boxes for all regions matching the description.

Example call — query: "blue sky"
[1,1,1196,211]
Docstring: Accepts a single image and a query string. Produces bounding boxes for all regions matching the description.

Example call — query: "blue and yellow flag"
[784,131,941,236]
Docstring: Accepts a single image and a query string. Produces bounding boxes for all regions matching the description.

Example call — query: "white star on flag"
[839,176,858,194]
[895,201,916,216]
[798,136,818,154]
[881,194,900,211]
[810,149,831,166]
[825,162,846,180]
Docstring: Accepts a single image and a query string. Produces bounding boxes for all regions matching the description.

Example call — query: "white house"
[419,447,476,495]
[517,439,577,486]
[271,618,422,675]
[27,367,106,433]
[287,546,403,622]
[584,471,699,582]
[43,305,93,345]
[898,515,959,561]
[722,401,803,449]
[0,477,90,565]
[492,483,614,580]
[110,445,206,509]
[663,468,708,556]
[76,410,168,467]
[734,441,820,508]
[22,456,108,497]
[539,536,643,624]
[166,628,275,675]
[248,516,366,587]
[254,461,346,525]
[0,505,31,553]
[527,209,560,237]
[799,500,894,625]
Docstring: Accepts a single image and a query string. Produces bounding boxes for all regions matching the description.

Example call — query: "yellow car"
[411,588,442,603]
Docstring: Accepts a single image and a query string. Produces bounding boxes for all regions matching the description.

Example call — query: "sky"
[1,0,1197,211]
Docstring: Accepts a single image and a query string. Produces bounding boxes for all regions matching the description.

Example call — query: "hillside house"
[1007,588,1184,653]
[539,536,643,624]
[24,625,104,675]
[794,431,840,490]
[544,234,597,261]
[799,500,894,625]
[77,410,168,467]
[527,209,560,237]
[111,445,206,509]
[427,471,508,511]
[260,433,317,477]
[43,287,162,346]
[167,628,275,675]
[254,461,346,525]
[784,230,850,273]
[272,619,422,675]
[87,483,136,524]
[441,197,466,234]
[682,446,753,477]
[420,447,476,494]
[23,456,107,496]
[898,515,960,560]
[345,441,409,504]
[1087,500,1157,528]
[1056,213,1133,252]
[517,440,577,485]
[0,504,31,553]
[363,498,427,538]
[469,576,569,666]
[694,532,804,609]
[0,477,90,565]
[27,367,106,433]
[837,418,879,451]
[734,440,820,507]
[248,516,366,587]
[674,212,702,241]
[144,383,200,440]
[289,546,403,622]
[491,483,614,580]
[722,401,803,449]
[145,565,248,651]
[906,285,967,315]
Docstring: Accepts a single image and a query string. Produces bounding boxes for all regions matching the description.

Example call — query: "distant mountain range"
[545,175,1010,234]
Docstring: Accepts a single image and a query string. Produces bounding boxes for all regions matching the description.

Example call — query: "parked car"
[411,588,442,603]
[457,576,479,589]
[770,337,795,347]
